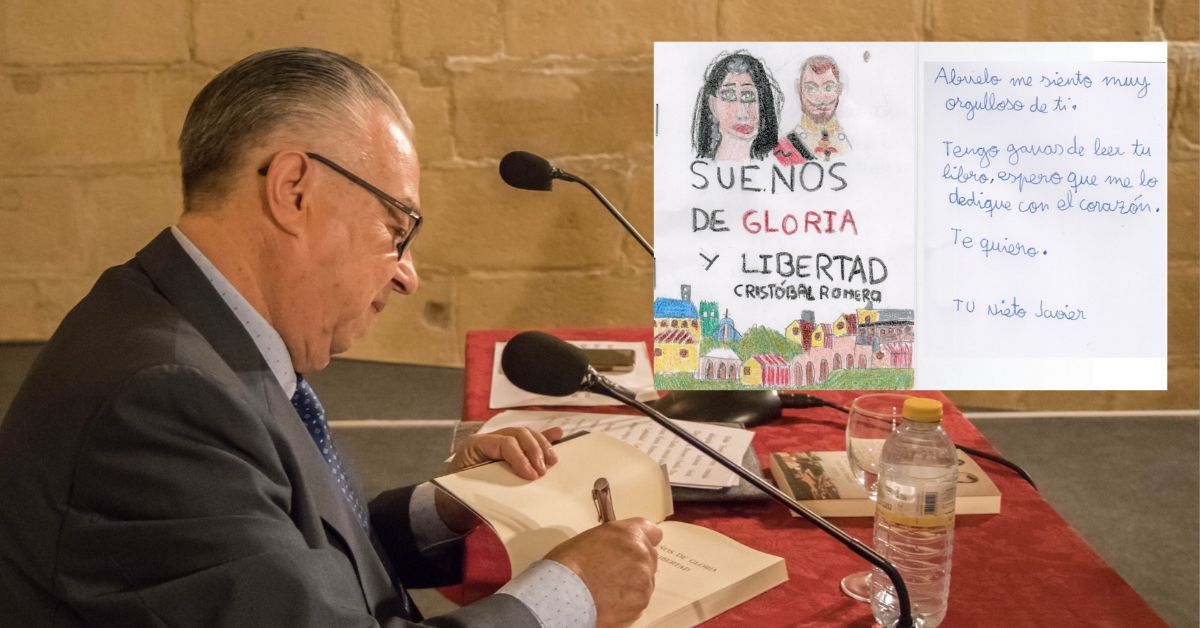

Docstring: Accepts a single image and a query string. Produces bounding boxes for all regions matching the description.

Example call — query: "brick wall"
[0,0,1195,410]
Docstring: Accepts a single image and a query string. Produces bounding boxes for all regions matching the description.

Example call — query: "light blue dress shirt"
[169,226,595,628]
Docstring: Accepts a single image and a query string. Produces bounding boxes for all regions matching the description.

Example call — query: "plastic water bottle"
[870,397,956,627]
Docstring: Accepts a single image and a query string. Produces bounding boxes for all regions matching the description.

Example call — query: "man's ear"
[262,151,312,237]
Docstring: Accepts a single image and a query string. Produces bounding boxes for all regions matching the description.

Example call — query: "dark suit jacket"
[0,230,535,627]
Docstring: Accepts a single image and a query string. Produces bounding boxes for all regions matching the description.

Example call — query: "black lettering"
[828,162,848,191]
[690,160,709,190]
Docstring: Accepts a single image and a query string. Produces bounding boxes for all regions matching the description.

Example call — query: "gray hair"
[178,47,407,210]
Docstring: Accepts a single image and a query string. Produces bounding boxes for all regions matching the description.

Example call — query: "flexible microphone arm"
[552,167,655,257]
[580,367,915,628]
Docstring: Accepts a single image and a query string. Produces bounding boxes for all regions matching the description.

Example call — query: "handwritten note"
[919,47,1167,389]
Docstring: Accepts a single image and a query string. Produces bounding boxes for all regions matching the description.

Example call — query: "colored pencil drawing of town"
[652,284,914,390]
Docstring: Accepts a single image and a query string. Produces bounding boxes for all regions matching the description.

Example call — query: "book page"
[433,432,673,575]
[638,521,787,628]
[479,410,755,489]
[652,42,918,391]
[917,42,1167,389]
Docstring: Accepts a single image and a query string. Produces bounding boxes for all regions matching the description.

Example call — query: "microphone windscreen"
[499,151,555,191]
[501,331,590,396]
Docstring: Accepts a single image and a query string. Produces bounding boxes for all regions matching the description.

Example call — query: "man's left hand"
[435,426,565,532]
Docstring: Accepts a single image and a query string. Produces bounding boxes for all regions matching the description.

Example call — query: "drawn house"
[699,301,720,339]
[855,305,914,368]
[789,313,872,386]
[810,323,832,348]
[785,310,816,351]
[832,313,858,337]
[697,348,741,381]
[715,309,743,343]
[653,285,701,341]
[653,329,697,373]
[741,353,789,387]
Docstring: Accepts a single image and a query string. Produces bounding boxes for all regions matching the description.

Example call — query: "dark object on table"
[648,390,782,428]
[580,348,636,373]
[648,390,843,428]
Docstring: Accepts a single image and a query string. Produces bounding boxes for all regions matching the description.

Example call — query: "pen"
[592,477,616,523]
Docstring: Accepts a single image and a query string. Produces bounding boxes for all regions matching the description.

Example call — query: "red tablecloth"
[442,328,1164,627]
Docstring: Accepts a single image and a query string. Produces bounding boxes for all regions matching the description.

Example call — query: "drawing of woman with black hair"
[692,50,783,162]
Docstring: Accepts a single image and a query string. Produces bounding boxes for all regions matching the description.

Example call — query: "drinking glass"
[839,393,908,603]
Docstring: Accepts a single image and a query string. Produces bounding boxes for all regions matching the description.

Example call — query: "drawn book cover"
[768,449,1001,518]
[652,42,1166,390]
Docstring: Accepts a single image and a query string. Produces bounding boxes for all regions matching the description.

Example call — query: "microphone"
[499,151,557,191]
[498,150,654,257]
[501,331,916,628]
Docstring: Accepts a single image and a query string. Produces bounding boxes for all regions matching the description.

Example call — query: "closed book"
[768,449,1001,518]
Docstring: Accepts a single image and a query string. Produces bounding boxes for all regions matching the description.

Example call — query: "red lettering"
[742,210,761,234]
[840,209,858,234]
[823,210,837,232]
[742,209,858,235]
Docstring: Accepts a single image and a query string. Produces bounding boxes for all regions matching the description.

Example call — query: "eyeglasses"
[258,152,422,260]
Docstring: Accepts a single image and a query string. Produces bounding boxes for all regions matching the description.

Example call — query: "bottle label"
[876,481,956,528]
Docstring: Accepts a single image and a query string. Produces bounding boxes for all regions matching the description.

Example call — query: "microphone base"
[646,390,783,428]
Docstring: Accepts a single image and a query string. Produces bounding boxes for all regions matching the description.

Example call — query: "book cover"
[768,449,1001,518]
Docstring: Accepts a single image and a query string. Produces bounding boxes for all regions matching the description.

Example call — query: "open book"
[433,432,787,627]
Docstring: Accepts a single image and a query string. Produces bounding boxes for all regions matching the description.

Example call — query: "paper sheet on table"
[488,341,657,409]
[480,410,754,490]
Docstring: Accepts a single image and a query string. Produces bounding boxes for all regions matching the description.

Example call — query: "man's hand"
[449,426,563,478]
[434,426,565,532]
[545,518,663,628]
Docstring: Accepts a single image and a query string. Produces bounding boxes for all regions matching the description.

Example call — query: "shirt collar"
[170,225,298,398]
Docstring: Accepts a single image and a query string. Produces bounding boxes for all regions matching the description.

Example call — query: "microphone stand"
[553,168,655,257]
[582,367,915,628]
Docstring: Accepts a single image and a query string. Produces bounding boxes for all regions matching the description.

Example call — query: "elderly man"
[0,48,660,627]
[774,55,852,165]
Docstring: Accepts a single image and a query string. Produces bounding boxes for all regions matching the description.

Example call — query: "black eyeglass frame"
[258,152,422,260]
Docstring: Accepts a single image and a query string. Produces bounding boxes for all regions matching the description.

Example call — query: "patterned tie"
[291,374,370,530]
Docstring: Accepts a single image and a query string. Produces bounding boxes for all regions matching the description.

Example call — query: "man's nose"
[391,250,420,295]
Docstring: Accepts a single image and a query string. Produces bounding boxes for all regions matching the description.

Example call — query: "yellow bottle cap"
[903,397,943,422]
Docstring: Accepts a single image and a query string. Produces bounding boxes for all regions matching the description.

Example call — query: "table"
[442,328,1165,627]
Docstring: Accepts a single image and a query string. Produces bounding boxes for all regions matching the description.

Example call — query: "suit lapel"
[133,229,396,612]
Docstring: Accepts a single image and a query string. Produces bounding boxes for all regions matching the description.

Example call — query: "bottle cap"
[902,397,943,422]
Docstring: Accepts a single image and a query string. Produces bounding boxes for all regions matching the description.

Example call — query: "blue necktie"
[291,375,370,530]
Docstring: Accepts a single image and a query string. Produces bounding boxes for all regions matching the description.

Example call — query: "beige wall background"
[0,1,1196,411]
